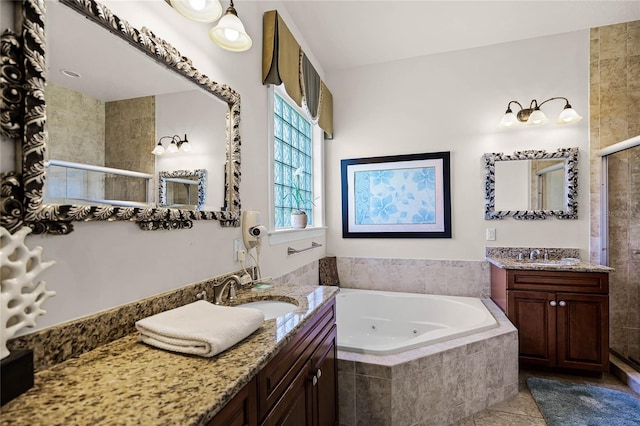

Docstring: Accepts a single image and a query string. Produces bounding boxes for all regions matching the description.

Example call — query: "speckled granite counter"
[486,257,613,273]
[0,283,339,426]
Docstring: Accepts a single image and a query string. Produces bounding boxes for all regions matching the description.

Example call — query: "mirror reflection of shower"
[600,134,640,372]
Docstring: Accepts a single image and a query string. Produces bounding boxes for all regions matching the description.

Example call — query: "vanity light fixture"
[168,0,222,23]
[208,0,252,52]
[152,134,192,155]
[498,97,583,129]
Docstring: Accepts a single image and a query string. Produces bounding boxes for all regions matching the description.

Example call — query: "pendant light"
[169,0,222,23]
[209,0,252,52]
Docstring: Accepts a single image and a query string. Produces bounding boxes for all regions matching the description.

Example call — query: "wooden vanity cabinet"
[259,300,338,426]
[208,299,338,426]
[491,265,609,373]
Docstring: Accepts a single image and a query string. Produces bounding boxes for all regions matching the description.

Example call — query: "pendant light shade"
[556,105,583,125]
[169,0,222,23]
[209,1,252,52]
[527,108,549,126]
[498,108,519,129]
[152,144,165,155]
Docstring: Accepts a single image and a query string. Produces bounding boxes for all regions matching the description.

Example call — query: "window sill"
[268,227,326,245]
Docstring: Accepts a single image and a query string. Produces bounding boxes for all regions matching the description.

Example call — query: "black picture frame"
[341,152,452,238]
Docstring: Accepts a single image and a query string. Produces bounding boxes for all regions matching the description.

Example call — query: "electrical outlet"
[237,249,246,262]
[233,239,241,261]
[486,228,496,241]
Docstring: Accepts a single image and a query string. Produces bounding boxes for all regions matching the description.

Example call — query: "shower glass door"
[605,144,640,371]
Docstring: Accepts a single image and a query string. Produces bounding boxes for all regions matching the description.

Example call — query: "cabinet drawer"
[507,270,608,294]
[257,300,336,421]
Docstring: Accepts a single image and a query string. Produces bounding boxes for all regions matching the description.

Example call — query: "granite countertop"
[487,257,614,273]
[0,283,340,426]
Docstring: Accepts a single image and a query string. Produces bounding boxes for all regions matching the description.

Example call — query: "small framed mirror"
[159,169,207,210]
[483,147,578,220]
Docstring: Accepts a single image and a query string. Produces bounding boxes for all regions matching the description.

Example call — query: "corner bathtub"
[336,288,498,355]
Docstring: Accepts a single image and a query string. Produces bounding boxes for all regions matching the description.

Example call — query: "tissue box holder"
[1,349,34,405]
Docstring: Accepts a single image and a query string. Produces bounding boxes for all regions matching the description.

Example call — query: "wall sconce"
[498,97,583,129]
[152,134,192,155]
[167,0,252,52]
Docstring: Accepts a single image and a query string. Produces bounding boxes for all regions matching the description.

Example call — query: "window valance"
[262,10,334,139]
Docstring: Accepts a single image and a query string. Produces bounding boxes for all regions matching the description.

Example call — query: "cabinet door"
[208,378,257,426]
[311,325,338,426]
[556,293,609,372]
[262,359,313,426]
[508,290,556,366]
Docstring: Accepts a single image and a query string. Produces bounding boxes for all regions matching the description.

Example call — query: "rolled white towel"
[135,300,264,357]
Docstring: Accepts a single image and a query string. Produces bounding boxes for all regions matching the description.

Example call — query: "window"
[273,91,314,228]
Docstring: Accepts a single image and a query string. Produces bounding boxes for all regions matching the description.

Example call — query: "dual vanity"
[0,283,340,425]
[487,248,613,373]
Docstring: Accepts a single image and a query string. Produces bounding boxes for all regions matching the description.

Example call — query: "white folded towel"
[135,300,265,357]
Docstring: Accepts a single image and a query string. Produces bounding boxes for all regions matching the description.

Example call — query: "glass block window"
[274,93,313,228]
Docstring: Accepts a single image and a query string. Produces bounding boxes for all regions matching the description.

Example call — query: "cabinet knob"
[316,368,322,379]
[312,375,318,386]
[549,301,557,307]
[558,300,566,307]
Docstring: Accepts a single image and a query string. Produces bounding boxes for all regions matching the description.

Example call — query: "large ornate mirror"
[1,0,241,234]
[483,147,578,220]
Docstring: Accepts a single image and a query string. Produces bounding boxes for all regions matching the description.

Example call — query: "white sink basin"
[238,300,298,320]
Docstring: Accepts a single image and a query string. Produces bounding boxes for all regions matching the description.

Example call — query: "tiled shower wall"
[336,257,491,298]
[104,96,155,202]
[589,21,640,362]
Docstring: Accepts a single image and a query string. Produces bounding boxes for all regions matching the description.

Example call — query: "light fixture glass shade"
[152,145,165,155]
[498,112,519,128]
[179,141,192,152]
[527,109,549,126]
[166,143,179,153]
[556,107,583,125]
[209,12,252,52]
[169,0,222,22]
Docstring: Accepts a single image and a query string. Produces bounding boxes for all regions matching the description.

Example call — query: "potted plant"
[287,167,313,229]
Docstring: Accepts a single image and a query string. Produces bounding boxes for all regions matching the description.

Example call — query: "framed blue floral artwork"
[341,152,451,238]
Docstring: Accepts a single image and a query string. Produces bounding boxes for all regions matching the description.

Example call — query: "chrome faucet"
[529,249,541,260]
[213,275,240,305]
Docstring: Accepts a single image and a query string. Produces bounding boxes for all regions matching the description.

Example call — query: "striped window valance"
[262,10,334,139]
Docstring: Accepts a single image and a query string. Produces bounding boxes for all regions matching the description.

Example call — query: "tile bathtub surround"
[336,257,491,298]
[6,269,255,372]
[337,300,519,426]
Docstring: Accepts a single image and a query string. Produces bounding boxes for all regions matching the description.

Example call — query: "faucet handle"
[228,283,237,301]
[516,252,524,261]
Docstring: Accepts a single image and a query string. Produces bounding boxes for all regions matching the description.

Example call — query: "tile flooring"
[454,368,640,426]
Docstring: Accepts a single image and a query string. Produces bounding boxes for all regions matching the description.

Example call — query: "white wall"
[325,30,590,261]
[11,0,326,333]
[7,1,591,334]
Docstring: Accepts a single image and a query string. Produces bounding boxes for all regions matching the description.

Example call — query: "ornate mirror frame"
[0,0,241,234]
[483,147,579,220]
[158,169,207,211]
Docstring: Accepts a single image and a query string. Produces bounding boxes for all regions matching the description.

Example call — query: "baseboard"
[610,353,640,396]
